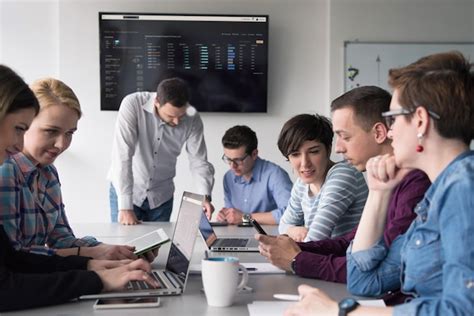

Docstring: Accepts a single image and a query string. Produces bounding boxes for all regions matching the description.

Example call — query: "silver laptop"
[198,211,259,252]
[80,191,204,299]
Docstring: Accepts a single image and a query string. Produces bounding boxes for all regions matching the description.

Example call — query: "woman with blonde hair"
[0,64,158,311]
[284,52,474,316]
[0,77,135,260]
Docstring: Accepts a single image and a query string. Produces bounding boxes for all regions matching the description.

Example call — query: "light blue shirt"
[347,150,474,316]
[223,157,292,223]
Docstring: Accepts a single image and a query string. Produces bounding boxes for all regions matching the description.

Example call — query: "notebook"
[80,191,204,299]
[198,211,259,252]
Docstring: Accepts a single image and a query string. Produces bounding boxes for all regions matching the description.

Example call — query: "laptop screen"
[198,211,218,248]
[165,192,204,282]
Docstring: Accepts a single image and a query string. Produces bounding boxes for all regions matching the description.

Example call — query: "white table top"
[3,222,351,315]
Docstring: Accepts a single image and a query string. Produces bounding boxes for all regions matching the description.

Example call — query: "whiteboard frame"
[343,41,474,92]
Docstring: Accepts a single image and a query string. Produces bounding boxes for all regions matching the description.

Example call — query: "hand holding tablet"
[127,229,170,257]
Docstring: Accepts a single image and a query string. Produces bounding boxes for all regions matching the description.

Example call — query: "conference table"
[4,222,352,315]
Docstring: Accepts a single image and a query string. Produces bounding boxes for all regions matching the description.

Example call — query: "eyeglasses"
[222,154,249,165]
[382,107,441,128]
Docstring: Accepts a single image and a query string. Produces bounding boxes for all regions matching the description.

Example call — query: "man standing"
[217,125,292,225]
[256,86,430,304]
[108,78,215,225]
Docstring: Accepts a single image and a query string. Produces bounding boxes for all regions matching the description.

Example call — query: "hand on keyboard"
[95,258,159,292]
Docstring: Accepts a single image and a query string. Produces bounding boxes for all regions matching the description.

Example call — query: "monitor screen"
[99,13,269,112]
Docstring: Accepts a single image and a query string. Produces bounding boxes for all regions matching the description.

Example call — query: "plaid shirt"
[0,152,99,256]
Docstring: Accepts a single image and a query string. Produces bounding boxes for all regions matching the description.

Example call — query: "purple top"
[293,169,431,285]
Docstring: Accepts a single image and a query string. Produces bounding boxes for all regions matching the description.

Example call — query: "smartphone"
[127,229,170,256]
[250,218,267,235]
[209,221,228,227]
[93,297,160,309]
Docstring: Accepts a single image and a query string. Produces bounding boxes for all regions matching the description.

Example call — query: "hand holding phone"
[250,218,267,235]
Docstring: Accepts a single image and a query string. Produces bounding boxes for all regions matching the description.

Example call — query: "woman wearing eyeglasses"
[284,52,473,316]
[277,114,368,242]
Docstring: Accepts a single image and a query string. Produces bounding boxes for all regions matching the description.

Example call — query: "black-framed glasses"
[222,154,249,165]
[382,107,441,128]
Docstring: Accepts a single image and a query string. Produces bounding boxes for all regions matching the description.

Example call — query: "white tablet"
[94,297,160,309]
[127,229,170,256]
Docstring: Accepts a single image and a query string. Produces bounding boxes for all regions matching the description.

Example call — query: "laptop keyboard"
[216,238,248,247]
[127,271,166,291]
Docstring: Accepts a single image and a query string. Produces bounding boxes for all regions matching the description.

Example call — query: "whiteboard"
[344,42,474,91]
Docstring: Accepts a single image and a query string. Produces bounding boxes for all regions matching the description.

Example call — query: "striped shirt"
[0,152,99,256]
[279,162,368,241]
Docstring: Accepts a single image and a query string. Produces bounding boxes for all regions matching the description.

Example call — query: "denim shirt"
[347,150,474,316]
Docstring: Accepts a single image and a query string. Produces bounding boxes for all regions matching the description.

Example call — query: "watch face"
[339,298,357,309]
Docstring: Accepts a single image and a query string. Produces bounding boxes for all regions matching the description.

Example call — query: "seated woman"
[284,52,473,316]
[0,64,158,312]
[0,77,135,260]
[277,114,368,242]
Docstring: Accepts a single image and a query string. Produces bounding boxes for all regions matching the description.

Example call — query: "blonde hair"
[30,78,82,118]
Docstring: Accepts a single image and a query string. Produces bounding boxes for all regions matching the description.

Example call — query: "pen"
[273,294,300,301]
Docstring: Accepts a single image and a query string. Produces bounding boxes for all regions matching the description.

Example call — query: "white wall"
[1,0,472,223]
[0,0,329,222]
[328,0,474,99]
[0,0,59,80]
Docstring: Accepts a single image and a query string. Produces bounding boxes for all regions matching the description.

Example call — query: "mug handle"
[236,264,249,291]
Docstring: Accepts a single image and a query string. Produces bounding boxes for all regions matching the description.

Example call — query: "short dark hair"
[222,125,258,154]
[278,114,333,158]
[0,64,39,121]
[389,51,474,145]
[330,86,392,131]
[156,77,190,108]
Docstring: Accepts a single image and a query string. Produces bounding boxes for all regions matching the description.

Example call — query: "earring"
[416,133,424,152]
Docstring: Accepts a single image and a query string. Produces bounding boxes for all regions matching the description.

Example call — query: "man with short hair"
[256,86,430,304]
[217,125,292,225]
[108,77,215,225]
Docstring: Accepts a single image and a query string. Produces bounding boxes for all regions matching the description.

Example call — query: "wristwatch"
[242,213,252,223]
[338,298,360,316]
[204,195,212,202]
[289,257,297,274]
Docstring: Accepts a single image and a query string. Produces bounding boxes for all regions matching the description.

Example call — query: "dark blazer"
[0,225,102,311]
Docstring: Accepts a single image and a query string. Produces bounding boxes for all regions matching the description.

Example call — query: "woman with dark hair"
[0,65,157,312]
[277,114,368,242]
[285,52,474,316]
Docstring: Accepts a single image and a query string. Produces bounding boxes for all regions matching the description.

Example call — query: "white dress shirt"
[108,91,214,210]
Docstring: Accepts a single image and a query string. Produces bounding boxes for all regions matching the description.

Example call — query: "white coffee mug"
[201,256,249,307]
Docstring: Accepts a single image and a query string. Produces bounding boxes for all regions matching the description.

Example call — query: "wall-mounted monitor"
[99,13,269,112]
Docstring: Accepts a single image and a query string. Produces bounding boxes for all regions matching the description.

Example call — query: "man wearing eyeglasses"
[108,77,215,225]
[217,125,292,225]
[256,86,431,305]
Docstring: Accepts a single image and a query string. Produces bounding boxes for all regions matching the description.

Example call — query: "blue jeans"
[109,184,173,222]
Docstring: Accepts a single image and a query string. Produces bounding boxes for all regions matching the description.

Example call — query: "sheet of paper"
[241,262,286,274]
[189,262,286,274]
[247,299,385,316]
[358,299,386,307]
[248,301,292,316]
